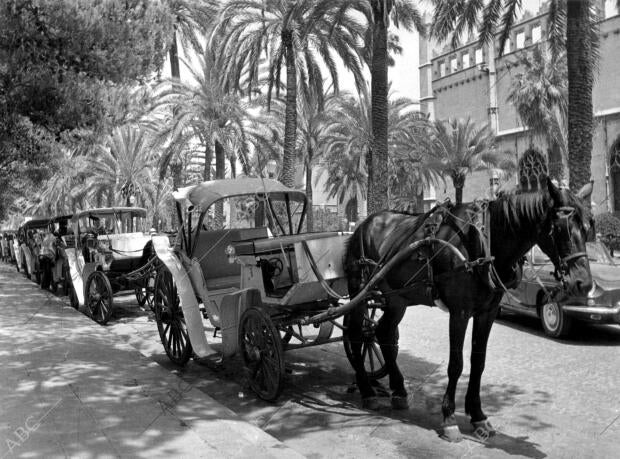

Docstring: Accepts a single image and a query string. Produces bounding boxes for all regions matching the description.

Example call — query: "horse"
[343,178,593,441]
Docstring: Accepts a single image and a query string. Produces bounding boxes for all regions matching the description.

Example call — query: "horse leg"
[465,307,498,439]
[441,312,469,442]
[346,304,379,409]
[375,297,408,409]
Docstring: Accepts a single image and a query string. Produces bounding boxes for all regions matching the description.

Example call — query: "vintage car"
[65,207,155,323]
[500,241,620,338]
[17,218,51,283]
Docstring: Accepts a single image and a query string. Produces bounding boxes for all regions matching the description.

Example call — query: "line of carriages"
[2,178,388,402]
[3,208,160,321]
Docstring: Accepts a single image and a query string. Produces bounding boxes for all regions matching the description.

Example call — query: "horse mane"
[490,188,552,233]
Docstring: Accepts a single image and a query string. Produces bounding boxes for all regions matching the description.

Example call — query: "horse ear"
[546,177,562,206]
[576,180,594,201]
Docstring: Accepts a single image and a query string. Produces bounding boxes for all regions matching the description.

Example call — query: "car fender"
[64,247,87,306]
[220,288,263,357]
[151,235,216,359]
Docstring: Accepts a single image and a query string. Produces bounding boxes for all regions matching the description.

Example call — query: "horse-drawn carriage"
[16,218,51,283]
[150,178,380,400]
[1,231,17,263]
[151,177,593,441]
[64,207,157,324]
[38,214,73,293]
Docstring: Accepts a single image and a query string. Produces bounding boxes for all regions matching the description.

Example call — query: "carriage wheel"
[343,305,389,380]
[239,307,285,401]
[135,272,156,311]
[85,271,114,325]
[154,267,192,365]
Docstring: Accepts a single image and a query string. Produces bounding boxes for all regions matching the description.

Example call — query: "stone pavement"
[0,262,302,459]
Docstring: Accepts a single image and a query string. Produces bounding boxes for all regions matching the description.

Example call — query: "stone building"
[418,1,620,214]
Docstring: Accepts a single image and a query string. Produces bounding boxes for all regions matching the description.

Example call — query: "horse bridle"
[548,206,587,284]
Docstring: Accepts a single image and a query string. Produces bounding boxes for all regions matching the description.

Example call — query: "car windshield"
[529,242,616,265]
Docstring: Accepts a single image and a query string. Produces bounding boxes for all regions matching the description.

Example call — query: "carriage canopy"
[72,208,148,235]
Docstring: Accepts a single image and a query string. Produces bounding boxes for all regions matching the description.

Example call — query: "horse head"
[536,178,593,297]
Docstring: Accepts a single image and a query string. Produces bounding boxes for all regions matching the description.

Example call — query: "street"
[106,289,620,458]
[2,262,619,458]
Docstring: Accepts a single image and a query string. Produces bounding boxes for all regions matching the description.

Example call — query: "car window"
[586,241,615,264]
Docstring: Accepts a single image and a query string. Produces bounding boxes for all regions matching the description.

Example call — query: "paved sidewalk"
[0,263,302,458]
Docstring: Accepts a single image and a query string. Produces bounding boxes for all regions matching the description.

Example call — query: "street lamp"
[265,159,278,179]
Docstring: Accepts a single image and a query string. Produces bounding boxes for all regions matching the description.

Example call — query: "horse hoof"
[472,420,496,440]
[362,396,380,411]
[391,395,409,410]
[440,424,463,443]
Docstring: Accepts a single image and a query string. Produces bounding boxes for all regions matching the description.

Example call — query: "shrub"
[594,212,620,254]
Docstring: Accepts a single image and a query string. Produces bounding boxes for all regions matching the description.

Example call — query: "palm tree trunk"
[305,149,313,232]
[280,30,297,188]
[203,143,212,181]
[169,29,180,79]
[567,0,594,194]
[368,2,390,214]
[548,142,564,182]
[214,140,226,228]
[229,154,237,178]
[453,174,465,204]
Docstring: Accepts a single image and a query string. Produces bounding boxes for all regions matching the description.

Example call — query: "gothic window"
[518,148,548,190]
[610,139,620,212]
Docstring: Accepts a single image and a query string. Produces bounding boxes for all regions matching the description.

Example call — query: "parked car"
[500,241,620,338]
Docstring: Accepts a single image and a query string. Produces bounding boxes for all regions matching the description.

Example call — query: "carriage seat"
[104,233,151,272]
[193,227,270,290]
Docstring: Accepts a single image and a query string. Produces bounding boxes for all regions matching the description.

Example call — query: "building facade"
[419,2,620,214]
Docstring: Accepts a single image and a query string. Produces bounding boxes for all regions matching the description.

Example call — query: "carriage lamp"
[225,244,236,263]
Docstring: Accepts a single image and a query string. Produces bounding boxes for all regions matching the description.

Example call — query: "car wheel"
[540,302,572,338]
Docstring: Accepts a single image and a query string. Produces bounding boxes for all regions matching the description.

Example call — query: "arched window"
[610,139,620,212]
[518,148,548,190]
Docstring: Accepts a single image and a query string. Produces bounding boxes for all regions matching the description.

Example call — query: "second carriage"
[64,207,159,324]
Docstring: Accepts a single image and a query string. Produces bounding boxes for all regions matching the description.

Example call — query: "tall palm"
[426,118,514,204]
[355,0,425,213]
[213,0,365,188]
[507,45,567,181]
[431,0,600,193]
[167,0,219,79]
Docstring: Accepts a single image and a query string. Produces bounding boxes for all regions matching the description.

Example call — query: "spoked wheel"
[135,272,156,311]
[239,307,285,401]
[85,271,114,325]
[154,267,192,365]
[343,305,389,380]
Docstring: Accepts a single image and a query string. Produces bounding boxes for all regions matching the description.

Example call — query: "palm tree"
[425,118,514,204]
[166,0,219,79]
[389,111,439,212]
[355,0,425,213]
[430,0,600,193]
[151,49,251,185]
[87,125,157,207]
[213,0,365,188]
[507,45,567,181]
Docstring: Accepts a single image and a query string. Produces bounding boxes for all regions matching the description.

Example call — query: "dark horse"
[344,178,593,441]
